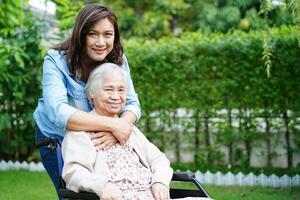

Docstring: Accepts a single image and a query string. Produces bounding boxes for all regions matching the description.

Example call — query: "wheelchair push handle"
[36,137,61,149]
[172,171,195,181]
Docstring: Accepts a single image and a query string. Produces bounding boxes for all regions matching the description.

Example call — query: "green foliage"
[242,9,266,31]
[0,0,43,160]
[125,26,299,112]
[171,161,300,177]
[53,0,294,39]
[262,34,272,78]
[132,11,171,38]
[288,0,300,42]
[124,26,300,168]
[53,0,84,32]
[259,0,298,77]
[259,0,273,17]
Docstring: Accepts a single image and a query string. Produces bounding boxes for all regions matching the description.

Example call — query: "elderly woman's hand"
[110,117,133,144]
[91,131,118,151]
[151,182,170,200]
[101,182,121,200]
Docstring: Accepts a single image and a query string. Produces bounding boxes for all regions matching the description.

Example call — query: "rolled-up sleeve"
[42,52,77,130]
[119,55,141,121]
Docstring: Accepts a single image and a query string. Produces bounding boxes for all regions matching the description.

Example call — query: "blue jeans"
[35,126,63,200]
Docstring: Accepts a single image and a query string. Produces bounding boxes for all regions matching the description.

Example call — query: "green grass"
[1,170,300,200]
[171,181,300,200]
[204,185,300,200]
[0,170,57,200]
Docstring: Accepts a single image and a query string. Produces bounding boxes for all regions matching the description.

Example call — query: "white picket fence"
[192,170,300,187]
[0,160,44,171]
[1,160,299,187]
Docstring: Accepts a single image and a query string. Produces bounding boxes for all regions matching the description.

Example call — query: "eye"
[88,31,96,37]
[104,32,113,38]
[105,88,113,91]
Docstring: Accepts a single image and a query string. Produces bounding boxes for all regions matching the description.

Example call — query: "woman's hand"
[101,182,121,200]
[151,182,170,200]
[110,118,133,144]
[90,132,118,151]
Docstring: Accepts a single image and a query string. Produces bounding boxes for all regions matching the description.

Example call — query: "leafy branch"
[259,0,274,78]
[262,35,272,78]
[288,0,300,43]
[259,0,300,77]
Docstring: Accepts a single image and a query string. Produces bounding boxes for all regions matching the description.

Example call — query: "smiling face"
[85,17,115,62]
[92,71,127,117]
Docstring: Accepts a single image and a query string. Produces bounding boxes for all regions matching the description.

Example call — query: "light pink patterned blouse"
[105,141,155,200]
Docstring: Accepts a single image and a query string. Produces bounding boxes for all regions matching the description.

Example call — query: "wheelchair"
[37,137,211,200]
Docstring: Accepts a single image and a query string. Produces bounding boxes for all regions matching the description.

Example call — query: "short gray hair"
[85,63,127,106]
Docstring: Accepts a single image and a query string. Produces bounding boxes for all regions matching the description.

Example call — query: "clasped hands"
[101,182,170,200]
[91,117,132,150]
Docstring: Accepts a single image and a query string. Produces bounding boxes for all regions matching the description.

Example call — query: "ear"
[90,90,97,99]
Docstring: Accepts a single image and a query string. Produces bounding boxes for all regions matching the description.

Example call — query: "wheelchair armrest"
[170,171,211,198]
[172,171,195,181]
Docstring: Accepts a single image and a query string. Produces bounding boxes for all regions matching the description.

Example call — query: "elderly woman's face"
[93,72,126,117]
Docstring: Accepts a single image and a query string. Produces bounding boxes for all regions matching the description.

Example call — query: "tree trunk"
[245,140,251,166]
[239,109,252,166]
[229,143,233,165]
[158,110,166,152]
[194,109,200,165]
[244,109,252,167]
[204,112,211,164]
[145,114,151,133]
[227,108,233,165]
[283,110,293,168]
[264,113,272,167]
[173,111,180,162]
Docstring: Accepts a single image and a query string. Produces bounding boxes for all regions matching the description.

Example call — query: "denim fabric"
[36,126,62,200]
[34,49,141,138]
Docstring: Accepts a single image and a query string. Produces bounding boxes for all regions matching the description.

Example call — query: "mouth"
[108,102,121,108]
[92,48,106,54]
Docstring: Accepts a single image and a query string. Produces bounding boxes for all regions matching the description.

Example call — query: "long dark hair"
[54,3,123,82]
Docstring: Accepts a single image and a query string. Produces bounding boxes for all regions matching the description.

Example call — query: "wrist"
[101,116,115,132]
[120,111,136,125]
[152,182,169,189]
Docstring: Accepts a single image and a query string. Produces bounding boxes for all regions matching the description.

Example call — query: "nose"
[95,36,105,46]
[110,91,120,100]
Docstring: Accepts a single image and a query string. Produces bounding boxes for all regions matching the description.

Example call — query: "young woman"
[34,3,141,194]
[62,63,173,200]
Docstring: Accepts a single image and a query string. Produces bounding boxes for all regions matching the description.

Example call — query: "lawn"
[0,170,299,200]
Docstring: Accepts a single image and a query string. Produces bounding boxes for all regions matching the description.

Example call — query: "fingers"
[152,183,170,200]
[153,191,169,200]
[102,182,122,200]
[153,191,161,200]
[102,195,121,200]
[165,191,170,200]
[102,196,121,200]
[90,131,106,140]
[91,132,117,151]
[101,139,116,150]
[161,190,169,200]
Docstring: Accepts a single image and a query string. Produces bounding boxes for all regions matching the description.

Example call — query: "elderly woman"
[62,63,173,200]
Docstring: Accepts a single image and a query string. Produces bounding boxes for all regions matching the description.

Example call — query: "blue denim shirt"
[34,49,141,138]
